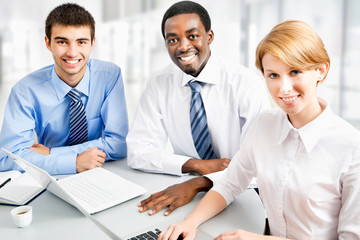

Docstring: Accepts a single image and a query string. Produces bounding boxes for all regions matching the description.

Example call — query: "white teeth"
[180,55,195,61]
[66,60,78,64]
[282,96,297,102]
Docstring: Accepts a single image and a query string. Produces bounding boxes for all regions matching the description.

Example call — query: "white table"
[0,159,266,239]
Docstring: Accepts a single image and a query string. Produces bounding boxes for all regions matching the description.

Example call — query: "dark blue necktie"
[188,81,217,160]
[67,89,88,146]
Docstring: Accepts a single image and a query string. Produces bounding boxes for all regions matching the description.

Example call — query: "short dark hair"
[161,1,211,38]
[45,3,95,43]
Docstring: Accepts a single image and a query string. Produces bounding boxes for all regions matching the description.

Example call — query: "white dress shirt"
[213,98,360,239]
[127,55,269,181]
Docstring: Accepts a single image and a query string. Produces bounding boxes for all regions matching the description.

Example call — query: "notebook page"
[0,172,44,203]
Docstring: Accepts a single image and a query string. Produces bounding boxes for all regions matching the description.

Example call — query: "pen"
[0,178,11,189]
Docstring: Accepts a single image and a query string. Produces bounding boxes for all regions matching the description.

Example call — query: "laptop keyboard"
[127,229,162,240]
[127,229,185,240]
[60,175,120,207]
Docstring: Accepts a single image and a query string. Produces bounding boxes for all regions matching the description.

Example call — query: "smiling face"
[263,53,328,128]
[164,13,213,77]
[45,24,94,87]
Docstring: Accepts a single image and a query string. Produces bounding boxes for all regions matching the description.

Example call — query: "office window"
[243,0,360,129]
[342,0,360,128]
[0,0,359,128]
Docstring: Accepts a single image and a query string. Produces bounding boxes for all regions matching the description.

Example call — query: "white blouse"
[213,98,360,239]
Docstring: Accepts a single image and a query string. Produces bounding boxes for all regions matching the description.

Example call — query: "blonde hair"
[255,20,330,83]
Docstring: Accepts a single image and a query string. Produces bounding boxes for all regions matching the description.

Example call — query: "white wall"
[0,0,359,128]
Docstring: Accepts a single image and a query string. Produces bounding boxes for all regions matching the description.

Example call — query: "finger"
[216,235,240,240]
[163,197,190,216]
[138,191,163,207]
[138,195,164,212]
[220,230,238,236]
[164,202,179,216]
[165,224,183,240]
[169,226,183,240]
[97,150,106,159]
[91,154,105,164]
[214,233,227,240]
[91,147,106,157]
[138,196,154,207]
[214,230,238,240]
[148,199,173,215]
[88,158,101,169]
[158,224,175,240]
[141,193,170,210]
[146,196,174,215]
[97,157,105,164]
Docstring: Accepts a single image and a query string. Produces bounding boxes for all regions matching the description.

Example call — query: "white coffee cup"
[11,205,33,228]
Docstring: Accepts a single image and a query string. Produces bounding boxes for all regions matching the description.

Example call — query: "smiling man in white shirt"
[127,0,269,216]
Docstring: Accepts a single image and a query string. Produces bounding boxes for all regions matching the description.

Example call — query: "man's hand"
[138,176,213,216]
[182,158,231,175]
[76,147,106,172]
[29,144,50,155]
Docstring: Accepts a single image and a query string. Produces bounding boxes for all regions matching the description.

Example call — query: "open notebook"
[0,170,45,205]
[1,148,147,215]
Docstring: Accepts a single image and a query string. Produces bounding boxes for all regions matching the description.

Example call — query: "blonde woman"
[159,20,360,240]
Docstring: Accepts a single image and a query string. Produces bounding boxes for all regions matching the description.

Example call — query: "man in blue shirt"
[0,3,128,174]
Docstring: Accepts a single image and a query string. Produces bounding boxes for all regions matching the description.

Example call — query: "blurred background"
[0,0,359,128]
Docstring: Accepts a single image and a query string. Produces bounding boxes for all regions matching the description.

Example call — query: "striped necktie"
[67,89,88,146]
[188,81,217,160]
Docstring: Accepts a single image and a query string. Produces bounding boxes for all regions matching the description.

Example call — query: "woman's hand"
[158,221,197,240]
[214,229,291,240]
[214,229,267,240]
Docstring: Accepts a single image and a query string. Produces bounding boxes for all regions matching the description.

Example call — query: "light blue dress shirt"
[0,59,128,174]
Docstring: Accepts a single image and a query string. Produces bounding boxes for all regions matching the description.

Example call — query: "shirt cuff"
[50,147,77,174]
[162,154,192,176]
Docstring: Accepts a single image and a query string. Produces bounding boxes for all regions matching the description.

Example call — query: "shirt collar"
[277,111,293,146]
[179,55,221,86]
[51,65,90,100]
[277,98,333,152]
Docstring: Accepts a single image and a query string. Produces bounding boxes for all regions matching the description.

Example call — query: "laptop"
[2,148,212,240]
[1,148,147,214]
